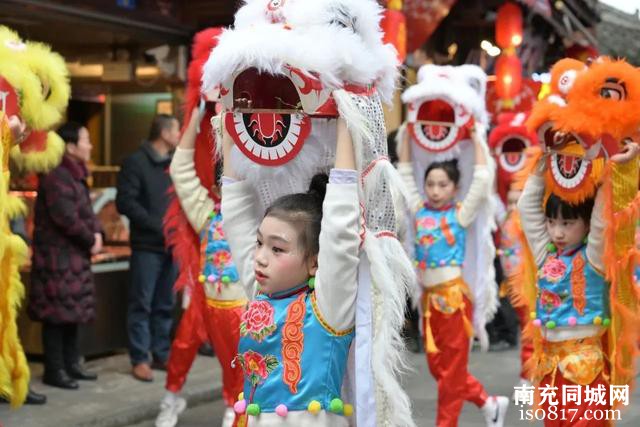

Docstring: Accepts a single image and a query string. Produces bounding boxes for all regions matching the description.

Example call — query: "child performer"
[496,182,534,388]
[157,110,247,427]
[221,119,359,427]
[518,143,640,426]
[398,125,509,427]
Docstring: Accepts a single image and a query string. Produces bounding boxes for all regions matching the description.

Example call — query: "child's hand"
[470,122,485,145]
[221,114,238,179]
[177,107,201,149]
[533,153,548,176]
[187,107,201,131]
[398,127,411,163]
[611,140,640,164]
[8,115,27,143]
[335,118,356,170]
[470,122,488,166]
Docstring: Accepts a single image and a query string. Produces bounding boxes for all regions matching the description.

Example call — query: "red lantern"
[495,2,523,48]
[381,9,407,62]
[495,55,522,101]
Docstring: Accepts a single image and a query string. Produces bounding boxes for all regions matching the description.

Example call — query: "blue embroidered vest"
[535,245,610,329]
[199,208,240,295]
[414,203,466,269]
[237,284,353,413]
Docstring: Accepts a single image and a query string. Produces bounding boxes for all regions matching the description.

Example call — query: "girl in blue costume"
[220,118,359,427]
[398,125,509,427]
[517,143,639,426]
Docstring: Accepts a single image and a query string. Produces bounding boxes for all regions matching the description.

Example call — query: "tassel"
[462,311,475,338]
[424,311,439,353]
[550,356,559,389]
[459,301,475,338]
[422,296,439,353]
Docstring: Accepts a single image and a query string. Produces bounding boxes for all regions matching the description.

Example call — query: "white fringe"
[334,88,415,426]
[364,233,416,427]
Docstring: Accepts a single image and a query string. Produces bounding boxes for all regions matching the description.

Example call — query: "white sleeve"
[169,147,215,232]
[397,162,423,213]
[221,179,262,299]
[586,186,605,272]
[457,165,491,228]
[517,174,549,266]
[314,171,360,332]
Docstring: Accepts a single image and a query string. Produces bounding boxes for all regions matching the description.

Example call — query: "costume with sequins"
[202,1,415,425]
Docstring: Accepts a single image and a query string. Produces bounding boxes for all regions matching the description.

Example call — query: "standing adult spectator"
[116,114,179,382]
[28,122,102,390]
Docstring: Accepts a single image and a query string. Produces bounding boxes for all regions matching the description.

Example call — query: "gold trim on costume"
[206,298,247,309]
[310,292,354,337]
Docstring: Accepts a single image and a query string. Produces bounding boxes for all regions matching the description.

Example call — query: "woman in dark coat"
[28,122,102,389]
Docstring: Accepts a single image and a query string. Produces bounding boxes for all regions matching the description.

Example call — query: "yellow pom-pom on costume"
[307,400,322,415]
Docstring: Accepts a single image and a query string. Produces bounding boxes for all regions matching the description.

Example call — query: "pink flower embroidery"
[234,350,279,387]
[540,290,562,313]
[213,250,231,269]
[240,300,276,342]
[417,216,437,231]
[419,234,435,246]
[540,257,567,283]
[213,223,225,240]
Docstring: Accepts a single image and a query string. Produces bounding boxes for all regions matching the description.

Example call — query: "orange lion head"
[527,57,640,203]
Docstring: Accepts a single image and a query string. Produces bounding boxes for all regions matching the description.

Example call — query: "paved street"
[126,348,640,427]
[3,346,638,426]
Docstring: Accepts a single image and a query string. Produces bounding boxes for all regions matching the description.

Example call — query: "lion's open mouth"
[549,151,590,189]
[225,68,311,166]
[498,137,527,173]
[411,100,459,152]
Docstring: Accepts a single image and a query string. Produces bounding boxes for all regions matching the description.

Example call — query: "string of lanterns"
[494,1,524,109]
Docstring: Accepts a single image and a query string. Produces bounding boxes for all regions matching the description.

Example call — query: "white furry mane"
[202,0,399,103]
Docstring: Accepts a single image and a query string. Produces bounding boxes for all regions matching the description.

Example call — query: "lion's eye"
[600,80,626,101]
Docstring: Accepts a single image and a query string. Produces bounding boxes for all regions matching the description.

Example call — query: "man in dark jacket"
[116,114,180,382]
[29,122,102,390]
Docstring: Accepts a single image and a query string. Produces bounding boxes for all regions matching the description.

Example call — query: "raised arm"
[586,185,605,272]
[457,124,491,227]
[397,128,423,213]
[220,122,261,299]
[314,118,360,332]
[517,158,550,266]
[169,109,215,232]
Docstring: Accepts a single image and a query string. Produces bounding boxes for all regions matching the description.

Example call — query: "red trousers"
[514,304,534,380]
[540,372,610,427]
[165,296,244,407]
[424,294,489,427]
